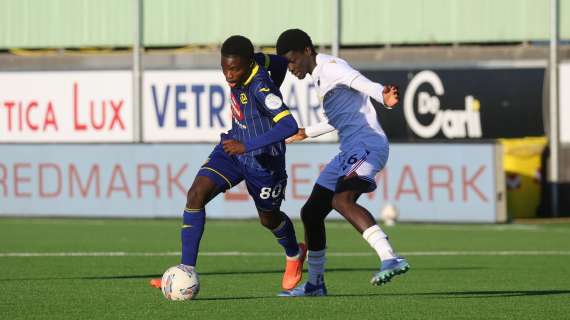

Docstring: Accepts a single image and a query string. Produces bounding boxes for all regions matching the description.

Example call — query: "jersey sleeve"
[322,60,385,104]
[243,78,298,152]
[350,74,385,105]
[321,60,361,89]
[305,119,336,138]
[252,80,291,124]
[254,52,287,88]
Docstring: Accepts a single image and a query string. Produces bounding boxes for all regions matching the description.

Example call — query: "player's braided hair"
[276,29,316,55]
[221,35,254,60]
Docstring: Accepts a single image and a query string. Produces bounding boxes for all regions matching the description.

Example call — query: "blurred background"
[0,0,569,222]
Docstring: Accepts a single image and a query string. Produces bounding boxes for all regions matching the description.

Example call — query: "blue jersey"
[227,56,291,171]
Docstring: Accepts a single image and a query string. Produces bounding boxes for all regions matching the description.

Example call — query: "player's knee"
[186,186,207,208]
[258,211,281,230]
[331,193,352,213]
[300,202,323,227]
[258,215,273,229]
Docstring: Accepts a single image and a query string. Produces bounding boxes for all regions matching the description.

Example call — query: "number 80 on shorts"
[259,183,284,200]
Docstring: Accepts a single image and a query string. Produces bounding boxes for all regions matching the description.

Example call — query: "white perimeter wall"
[0,143,504,223]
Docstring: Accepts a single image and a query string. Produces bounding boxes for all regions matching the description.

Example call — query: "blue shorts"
[316,144,389,193]
[197,144,287,211]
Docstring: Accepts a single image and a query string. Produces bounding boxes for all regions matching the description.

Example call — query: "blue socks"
[181,209,298,265]
[272,213,300,258]
[180,208,206,266]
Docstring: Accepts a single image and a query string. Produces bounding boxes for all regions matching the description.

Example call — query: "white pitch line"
[1,251,570,258]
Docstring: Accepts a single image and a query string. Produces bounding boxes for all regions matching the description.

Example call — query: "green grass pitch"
[1,218,570,319]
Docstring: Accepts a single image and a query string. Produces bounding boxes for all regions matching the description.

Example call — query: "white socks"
[305,225,395,286]
[362,225,397,261]
[307,249,326,285]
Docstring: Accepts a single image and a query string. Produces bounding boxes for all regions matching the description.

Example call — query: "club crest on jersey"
[240,93,248,104]
[230,93,244,120]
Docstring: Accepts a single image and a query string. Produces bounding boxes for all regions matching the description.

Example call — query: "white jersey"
[305,53,388,152]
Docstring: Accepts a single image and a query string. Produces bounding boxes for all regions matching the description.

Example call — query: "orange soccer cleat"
[149,278,162,289]
[282,242,307,290]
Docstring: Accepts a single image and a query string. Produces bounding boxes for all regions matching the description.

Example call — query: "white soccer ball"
[381,203,399,226]
[161,264,200,301]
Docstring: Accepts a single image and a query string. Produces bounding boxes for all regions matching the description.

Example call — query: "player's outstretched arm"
[350,75,399,108]
[323,61,399,108]
[287,119,337,143]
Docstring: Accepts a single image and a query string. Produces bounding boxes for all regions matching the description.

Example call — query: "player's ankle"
[286,253,300,260]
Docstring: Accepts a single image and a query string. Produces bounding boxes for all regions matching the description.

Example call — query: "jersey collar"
[242,63,259,87]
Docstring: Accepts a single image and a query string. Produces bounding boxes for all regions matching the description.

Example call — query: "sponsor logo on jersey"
[403,70,482,139]
[239,92,248,105]
[230,93,244,121]
[233,117,247,129]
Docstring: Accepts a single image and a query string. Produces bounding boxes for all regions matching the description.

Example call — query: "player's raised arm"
[322,61,400,108]
[350,75,400,108]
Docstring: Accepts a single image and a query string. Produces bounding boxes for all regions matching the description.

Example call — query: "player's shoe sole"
[282,242,307,290]
[149,278,161,289]
[370,257,410,286]
[278,281,327,297]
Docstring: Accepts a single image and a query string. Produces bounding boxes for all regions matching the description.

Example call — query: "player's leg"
[246,173,305,290]
[179,175,219,268]
[301,184,333,289]
[331,184,375,233]
[258,207,306,290]
[301,184,334,251]
[150,144,242,289]
[257,208,302,259]
[149,175,219,289]
[332,147,409,286]
[279,159,338,297]
[181,144,243,268]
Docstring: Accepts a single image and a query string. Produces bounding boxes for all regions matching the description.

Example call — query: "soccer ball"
[380,203,399,226]
[161,264,200,301]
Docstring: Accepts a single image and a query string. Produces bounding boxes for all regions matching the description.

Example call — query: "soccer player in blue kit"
[276,29,410,297]
[151,35,306,291]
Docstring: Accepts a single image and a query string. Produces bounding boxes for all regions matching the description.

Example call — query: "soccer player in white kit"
[276,29,410,297]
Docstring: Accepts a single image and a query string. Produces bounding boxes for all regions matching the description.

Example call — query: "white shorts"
[316,144,389,193]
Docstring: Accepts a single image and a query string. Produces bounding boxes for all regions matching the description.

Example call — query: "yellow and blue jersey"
[226,55,292,171]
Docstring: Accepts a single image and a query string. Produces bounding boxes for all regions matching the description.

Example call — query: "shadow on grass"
[175,290,570,301]
[0,266,486,282]
[411,290,570,298]
[81,266,485,280]
[330,290,570,299]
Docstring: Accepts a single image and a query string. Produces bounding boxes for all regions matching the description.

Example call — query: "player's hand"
[382,85,400,108]
[286,128,308,144]
[222,139,246,155]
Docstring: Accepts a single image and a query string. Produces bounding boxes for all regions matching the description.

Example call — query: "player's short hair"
[276,29,315,55]
[221,35,254,60]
